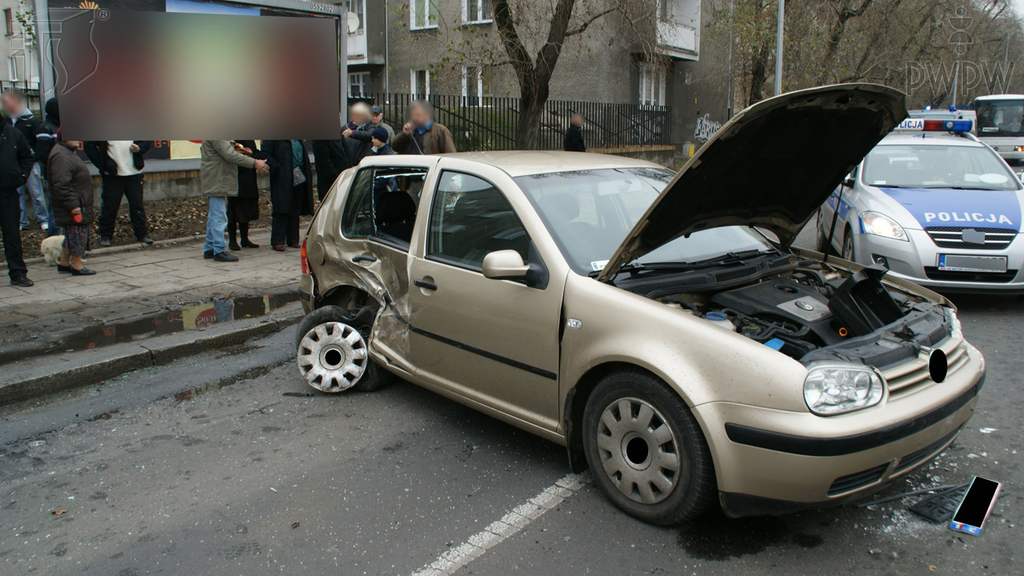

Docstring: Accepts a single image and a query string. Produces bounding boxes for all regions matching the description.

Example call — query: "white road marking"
[410,472,591,576]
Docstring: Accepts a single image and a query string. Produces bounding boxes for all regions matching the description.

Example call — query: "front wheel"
[581,369,716,525]
[842,229,856,262]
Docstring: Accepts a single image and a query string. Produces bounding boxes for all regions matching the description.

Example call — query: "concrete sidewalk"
[0,228,306,402]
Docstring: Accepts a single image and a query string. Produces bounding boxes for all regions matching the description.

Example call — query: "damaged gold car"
[295,84,985,524]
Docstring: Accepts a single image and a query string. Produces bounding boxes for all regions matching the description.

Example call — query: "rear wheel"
[581,369,716,525]
[815,212,834,254]
[842,228,856,262]
[294,305,394,393]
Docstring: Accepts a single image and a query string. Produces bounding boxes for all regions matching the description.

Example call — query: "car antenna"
[823,183,846,263]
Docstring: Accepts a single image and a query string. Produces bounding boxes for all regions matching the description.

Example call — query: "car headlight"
[946,307,962,337]
[803,364,885,416]
[861,212,908,241]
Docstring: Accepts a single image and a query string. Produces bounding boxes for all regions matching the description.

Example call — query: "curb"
[21,226,273,265]
[0,305,304,406]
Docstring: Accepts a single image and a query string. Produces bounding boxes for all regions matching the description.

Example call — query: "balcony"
[657,0,699,60]
[345,0,386,67]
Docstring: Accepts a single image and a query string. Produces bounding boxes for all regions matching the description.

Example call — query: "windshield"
[862,143,1020,191]
[975,99,1024,136]
[514,168,772,274]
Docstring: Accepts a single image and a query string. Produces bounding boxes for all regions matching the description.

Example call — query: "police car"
[816,117,1024,293]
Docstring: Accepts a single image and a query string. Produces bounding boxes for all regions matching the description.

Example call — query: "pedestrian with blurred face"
[2,90,49,232]
[84,139,154,246]
[393,100,456,155]
[342,102,374,163]
[0,116,36,286]
[48,129,96,276]
[200,141,268,262]
[564,113,586,152]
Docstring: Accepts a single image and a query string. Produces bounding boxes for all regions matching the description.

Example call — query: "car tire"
[815,213,833,254]
[294,305,394,393]
[842,228,856,262]
[581,369,716,525]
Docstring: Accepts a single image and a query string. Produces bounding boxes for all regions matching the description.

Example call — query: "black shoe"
[139,236,154,245]
[241,241,260,249]
[10,276,33,287]
[99,238,112,247]
[229,242,241,252]
[57,264,72,273]
[203,250,214,259]
[70,267,96,276]
[213,252,239,262]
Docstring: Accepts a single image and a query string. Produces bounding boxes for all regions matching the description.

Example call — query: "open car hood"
[597,84,907,282]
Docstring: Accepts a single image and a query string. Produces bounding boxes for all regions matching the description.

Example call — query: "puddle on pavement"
[677,510,824,561]
[43,292,298,358]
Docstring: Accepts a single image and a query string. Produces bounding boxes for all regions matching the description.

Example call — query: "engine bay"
[650,262,952,367]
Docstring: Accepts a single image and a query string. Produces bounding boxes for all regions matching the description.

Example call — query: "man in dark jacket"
[564,113,586,152]
[262,140,314,251]
[311,116,353,201]
[392,100,456,155]
[0,120,36,286]
[2,91,48,231]
[84,140,154,246]
[34,98,61,237]
[342,102,374,164]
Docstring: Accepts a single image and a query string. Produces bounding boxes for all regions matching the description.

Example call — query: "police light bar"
[895,118,973,132]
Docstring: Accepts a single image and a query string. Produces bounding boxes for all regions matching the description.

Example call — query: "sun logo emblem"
[78,1,100,8]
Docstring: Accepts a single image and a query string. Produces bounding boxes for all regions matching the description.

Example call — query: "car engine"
[655,263,951,365]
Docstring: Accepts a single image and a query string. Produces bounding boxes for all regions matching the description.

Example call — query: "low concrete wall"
[590,145,677,168]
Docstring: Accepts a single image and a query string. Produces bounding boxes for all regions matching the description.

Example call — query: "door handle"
[414,279,438,291]
[352,255,377,264]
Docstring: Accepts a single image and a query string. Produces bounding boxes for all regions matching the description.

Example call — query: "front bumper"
[855,229,1024,294]
[695,343,985,517]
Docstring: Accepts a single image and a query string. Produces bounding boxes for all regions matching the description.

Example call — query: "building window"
[412,0,437,29]
[349,72,369,96]
[639,63,666,106]
[8,56,18,81]
[462,66,491,105]
[346,0,364,34]
[463,0,492,24]
[4,9,13,36]
[411,69,431,98]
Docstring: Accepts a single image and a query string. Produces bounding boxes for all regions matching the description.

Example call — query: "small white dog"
[40,235,65,266]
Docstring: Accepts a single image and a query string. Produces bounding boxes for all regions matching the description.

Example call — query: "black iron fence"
[351,93,671,152]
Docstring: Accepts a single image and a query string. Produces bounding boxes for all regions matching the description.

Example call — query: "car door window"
[427,171,530,270]
[341,166,428,249]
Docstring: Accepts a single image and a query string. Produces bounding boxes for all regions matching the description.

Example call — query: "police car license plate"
[938,254,1008,273]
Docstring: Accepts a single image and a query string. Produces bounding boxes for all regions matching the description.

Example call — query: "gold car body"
[298,149,984,517]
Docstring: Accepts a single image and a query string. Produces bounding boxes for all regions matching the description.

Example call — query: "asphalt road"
[0,226,1020,575]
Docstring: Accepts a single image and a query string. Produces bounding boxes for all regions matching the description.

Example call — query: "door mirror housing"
[843,173,856,187]
[482,250,530,280]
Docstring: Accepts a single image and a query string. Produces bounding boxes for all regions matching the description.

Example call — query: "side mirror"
[482,250,530,280]
[843,174,856,187]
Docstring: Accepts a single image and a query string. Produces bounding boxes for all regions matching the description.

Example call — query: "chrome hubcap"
[297,322,367,392]
[596,397,680,504]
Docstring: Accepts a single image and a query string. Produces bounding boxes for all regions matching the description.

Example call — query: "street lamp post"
[774,0,784,96]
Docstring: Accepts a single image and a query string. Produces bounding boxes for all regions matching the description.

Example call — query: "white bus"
[973,94,1024,165]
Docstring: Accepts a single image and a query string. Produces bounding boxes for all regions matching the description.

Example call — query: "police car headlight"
[862,212,908,241]
[804,364,885,416]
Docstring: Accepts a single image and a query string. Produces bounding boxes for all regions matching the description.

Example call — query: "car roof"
[437,150,666,177]
[878,133,983,147]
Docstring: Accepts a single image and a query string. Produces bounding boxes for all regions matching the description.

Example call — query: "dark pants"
[1,188,28,280]
[271,186,302,246]
[97,174,148,240]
